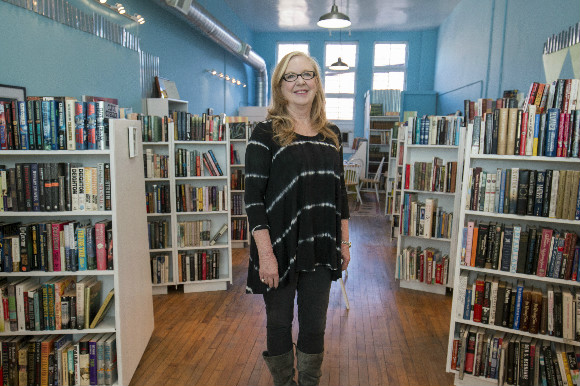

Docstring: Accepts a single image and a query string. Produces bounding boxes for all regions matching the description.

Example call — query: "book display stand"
[143,98,233,294]
[227,117,250,248]
[395,116,465,294]
[0,120,154,385]
[446,123,580,385]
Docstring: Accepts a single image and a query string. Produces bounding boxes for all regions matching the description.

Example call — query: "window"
[324,42,357,122]
[373,43,407,91]
[277,43,309,63]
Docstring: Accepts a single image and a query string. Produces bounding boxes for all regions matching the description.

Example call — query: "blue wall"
[252,28,439,138]
[434,0,580,115]
[0,0,254,115]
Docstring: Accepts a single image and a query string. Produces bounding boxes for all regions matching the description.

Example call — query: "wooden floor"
[129,198,455,386]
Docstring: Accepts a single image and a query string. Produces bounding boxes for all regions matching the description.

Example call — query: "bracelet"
[341,240,351,248]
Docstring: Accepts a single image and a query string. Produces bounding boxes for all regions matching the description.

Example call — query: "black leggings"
[263,267,332,356]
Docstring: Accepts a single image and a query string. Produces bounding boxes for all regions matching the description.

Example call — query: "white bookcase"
[143,98,233,294]
[0,119,154,386]
[445,123,580,385]
[228,118,249,248]
[386,125,405,239]
[395,122,465,294]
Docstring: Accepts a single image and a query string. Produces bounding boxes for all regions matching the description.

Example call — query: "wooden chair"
[344,158,364,203]
[360,157,385,203]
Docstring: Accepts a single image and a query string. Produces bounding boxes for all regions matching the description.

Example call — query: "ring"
[261,278,266,283]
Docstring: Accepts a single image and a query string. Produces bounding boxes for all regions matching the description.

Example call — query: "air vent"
[165,0,193,13]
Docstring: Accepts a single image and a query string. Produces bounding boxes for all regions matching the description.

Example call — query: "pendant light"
[329,28,349,71]
[329,57,349,71]
[317,0,351,29]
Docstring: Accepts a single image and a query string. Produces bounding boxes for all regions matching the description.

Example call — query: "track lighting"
[206,70,246,88]
[92,0,145,24]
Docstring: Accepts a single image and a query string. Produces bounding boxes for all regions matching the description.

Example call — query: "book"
[84,280,103,329]
[209,223,228,246]
[90,289,114,329]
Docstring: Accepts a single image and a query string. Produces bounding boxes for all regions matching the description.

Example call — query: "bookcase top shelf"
[0,150,111,156]
[0,270,115,277]
[460,265,580,287]
[470,154,580,163]
[0,211,112,217]
[464,210,580,225]
[174,140,227,145]
[406,144,459,149]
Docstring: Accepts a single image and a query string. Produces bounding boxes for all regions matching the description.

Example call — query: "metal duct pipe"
[156,0,268,107]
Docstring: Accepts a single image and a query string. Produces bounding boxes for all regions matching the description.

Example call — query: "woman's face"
[280,55,318,111]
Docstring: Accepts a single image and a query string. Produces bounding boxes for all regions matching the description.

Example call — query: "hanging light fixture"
[329,29,349,71]
[329,57,349,71]
[317,0,351,29]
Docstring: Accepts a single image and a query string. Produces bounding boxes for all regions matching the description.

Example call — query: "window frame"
[324,41,358,124]
[372,41,408,91]
[276,42,310,64]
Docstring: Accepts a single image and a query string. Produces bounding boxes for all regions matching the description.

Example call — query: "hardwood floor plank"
[129,195,454,386]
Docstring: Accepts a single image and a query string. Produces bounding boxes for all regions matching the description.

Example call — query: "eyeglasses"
[281,71,316,82]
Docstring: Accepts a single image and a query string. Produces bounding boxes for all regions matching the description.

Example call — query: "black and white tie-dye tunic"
[244,120,350,294]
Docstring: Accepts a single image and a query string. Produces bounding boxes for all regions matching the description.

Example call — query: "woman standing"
[244,51,351,386]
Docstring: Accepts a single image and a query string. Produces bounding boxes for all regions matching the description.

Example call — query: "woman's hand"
[259,254,280,288]
[341,244,351,271]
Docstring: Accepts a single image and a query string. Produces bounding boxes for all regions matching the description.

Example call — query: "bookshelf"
[227,117,249,248]
[445,123,580,385]
[386,124,405,239]
[143,98,233,294]
[0,119,154,386]
[363,90,399,183]
[395,116,465,294]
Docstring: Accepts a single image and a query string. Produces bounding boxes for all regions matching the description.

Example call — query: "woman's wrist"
[341,240,351,248]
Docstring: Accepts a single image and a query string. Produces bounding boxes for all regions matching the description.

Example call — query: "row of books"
[0,277,113,333]
[400,195,454,239]
[0,332,117,386]
[140,114,169,143]
[176,220,211,248]
[147,220,170,250]
[523,79,579,115]
[404,158,458,193]
[463,91,518,123]
[458,273,578,341]
[231,218,248,241]
[451,323,580,386]
[178,249,221,282]
[231,194,245,216]
[143,149,169,179]
[230,146,242,165]
[406,114,463,146]
[231,170,245,191]
[0,96,118,151]
[172,111,226,142]
[461,221,580,281]
[466,167,580,220]
[465,79,578,123]
[174,148,223,177]
[369,130,389,145]
[175,184,228,213]
[0,220,113,273]
[471,106,580,158]
[150,255,170,284]
[145,184,170,214]
[0,162,112,213]
[395,246,449,285]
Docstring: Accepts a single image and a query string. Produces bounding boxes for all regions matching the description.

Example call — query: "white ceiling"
[223,0,461,32]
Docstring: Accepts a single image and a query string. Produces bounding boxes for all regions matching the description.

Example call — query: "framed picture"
[155,76,180,99]
[0,84,26,102]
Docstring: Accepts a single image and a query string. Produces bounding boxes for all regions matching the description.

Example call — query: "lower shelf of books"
[183,278,229,293]
[231,240,249,248]
[399,279,447,294]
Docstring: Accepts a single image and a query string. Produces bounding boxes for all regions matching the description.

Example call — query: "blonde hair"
[267,51,339,149]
